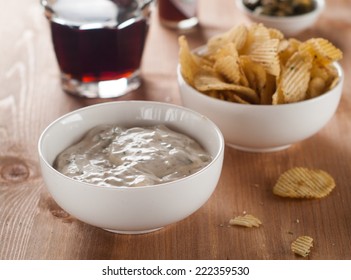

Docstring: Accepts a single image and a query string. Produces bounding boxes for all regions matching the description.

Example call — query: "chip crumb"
[291,235,313,257]
[229,214,262,228]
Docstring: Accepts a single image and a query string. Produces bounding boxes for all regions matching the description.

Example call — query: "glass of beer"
[41,0,154,98]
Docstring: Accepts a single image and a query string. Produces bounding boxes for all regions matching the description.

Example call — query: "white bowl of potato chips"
[236,0,325,36]
[177,24,343,152]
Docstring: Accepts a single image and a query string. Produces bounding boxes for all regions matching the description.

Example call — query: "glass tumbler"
[158,0,198,30]
[41,0,154,98]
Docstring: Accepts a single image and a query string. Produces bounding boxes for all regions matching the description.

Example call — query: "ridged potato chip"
[272,83,284,105]
[302,38,343,66]
[228,24,249,51]
[291,236,314,258]
[307,76,326,99]
[261,74,276,105]
[277,50,313,103]
[328,76,340,90]
[231,93,251,104]
[207,33,229,54]
[278,38,302,67]
[214,56,245,85]
[240,56,267,103]
[249,39,281,76]
[213,43,241,84]
[220,91,251,104]
[207,25,248,53]
[242,23,271,55]
[268,27,284,40]
[310,63,339,90]
[194,74,259,104]
[229,214,262,228]
[178,36,199,86]
[273,167,336,198]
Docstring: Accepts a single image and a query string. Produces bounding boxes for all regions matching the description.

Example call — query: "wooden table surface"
[1,0,350,260]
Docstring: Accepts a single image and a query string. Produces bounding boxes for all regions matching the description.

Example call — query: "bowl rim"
[235,0,325,22]
[38,100,225,190]
[177,61,344,109]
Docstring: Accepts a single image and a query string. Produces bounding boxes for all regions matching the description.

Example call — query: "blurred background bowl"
[177,62,343,152]
[235,0,325,36]
[38,101,224,234]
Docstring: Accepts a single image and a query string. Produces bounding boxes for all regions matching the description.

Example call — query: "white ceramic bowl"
[177,63,343,152]
[235,0,325,36]
[38,101,224,234]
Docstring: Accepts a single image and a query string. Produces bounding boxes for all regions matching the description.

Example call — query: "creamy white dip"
[54,124,212,187]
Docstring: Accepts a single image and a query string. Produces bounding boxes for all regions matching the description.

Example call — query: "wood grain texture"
[1,0,350,260]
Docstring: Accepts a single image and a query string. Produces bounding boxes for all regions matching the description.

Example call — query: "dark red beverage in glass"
[42,0,152,98]
[50,19,147,83]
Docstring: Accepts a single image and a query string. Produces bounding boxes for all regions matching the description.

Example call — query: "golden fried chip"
[278,50,313,103]
[273,167,336,198]
[229,214,262,228]
[260,74,276,105]
[279,38,302,67]
[194,74,259,104]
[220,91,250,104]
[291,236,313,257]
[231,93,251,104]
[209,90,227,100]
[178,36,200,86]
[310,63,329,81]
[310,63,339,91]
[268,28,284,40]
[207,25,248,54]
[272,84,284,105]
[213,43,241,84]
[242,23,271,55]
[227,24,249,51]
[207,33,229,54]
[212,42,237,59]
[240,55,267,102]
[206,90,223,100]
[277,39,290,53]
[328,76,340,90]
[302,38,343,65]
[307,76,327,99]
[249,39,280,76]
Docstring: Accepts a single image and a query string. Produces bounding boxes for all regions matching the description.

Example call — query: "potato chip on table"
[273,167,336,199]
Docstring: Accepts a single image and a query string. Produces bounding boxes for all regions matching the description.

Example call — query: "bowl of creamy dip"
[38,101,224,234]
